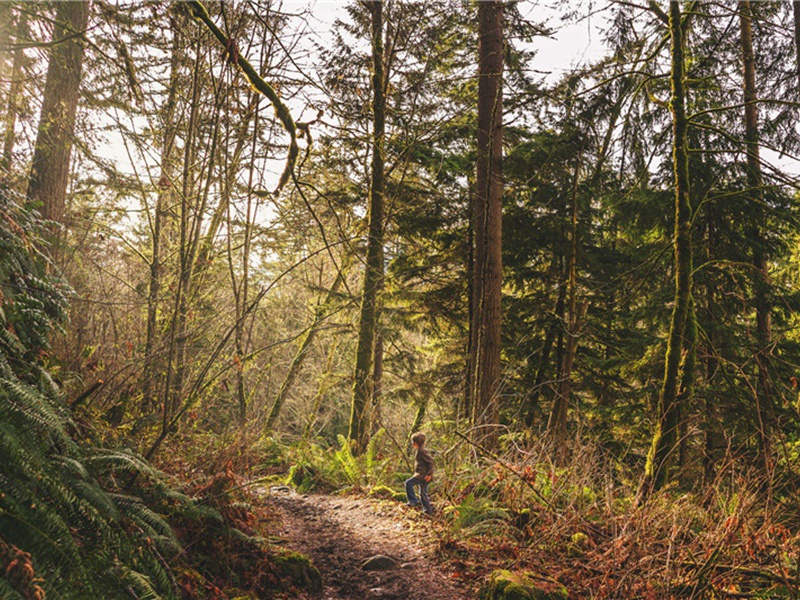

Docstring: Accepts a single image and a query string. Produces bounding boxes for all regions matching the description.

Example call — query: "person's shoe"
[405,502,420,507]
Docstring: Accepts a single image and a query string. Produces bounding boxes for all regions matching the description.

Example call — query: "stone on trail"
[361,554,398,571]
[479,569,568,600]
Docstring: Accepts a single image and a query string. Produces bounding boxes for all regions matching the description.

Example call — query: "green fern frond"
[85,449,165,481]
[111,494,178,545]
[333,434,361,486]
[365,429,386,482]
[112,562,164,600]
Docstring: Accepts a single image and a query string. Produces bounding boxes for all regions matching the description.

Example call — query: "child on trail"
[405,431,434,515]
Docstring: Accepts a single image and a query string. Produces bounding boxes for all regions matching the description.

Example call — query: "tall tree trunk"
[641,1,694,499]
[793,2,800,91]
[703,218,720,484]
[371,329,384,433]
[470,0,504,445]
[464,179,476,423]
[349,0,385,453]
[547,149,583,447]
[740,0,773,469]
[26,0,90,225]
[2,9,27,168]
[266,271,344,431]
[169,46,203,417]
[677,299,697,482]
[142,15,181,412]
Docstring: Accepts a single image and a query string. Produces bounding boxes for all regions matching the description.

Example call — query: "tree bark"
[739,0,773,469]
[677,299,697,482]
[470,0,504,446]
[26,0,90,225]
[793,2,800,91]
[371,329,384,433]
[2,9,27,168]
[464,178,476,423]
[349,0,385,453]
[702,217,720,484]
[641,1,694,498]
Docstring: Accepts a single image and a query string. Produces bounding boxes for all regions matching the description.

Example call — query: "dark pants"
[405,476,433,514]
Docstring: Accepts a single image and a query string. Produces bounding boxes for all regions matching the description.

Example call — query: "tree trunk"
[703,218,720,484]
[471,0,504,446]
[464,179,476,423]
[410,392,429,438]
[677,299,697,483]
[2,9,27,168]
[26,0,90,225]
[793,2,800,91]
[547,149,583,447]
[371,329,384,434]
[641,1,694,499]
[740,0,773,470]
[142,15,181,412]
[349,0,385,453]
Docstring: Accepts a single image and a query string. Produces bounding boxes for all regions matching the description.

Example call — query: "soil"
[263,488,474,600]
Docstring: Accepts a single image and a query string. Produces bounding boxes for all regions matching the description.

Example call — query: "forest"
[2,0,800,598]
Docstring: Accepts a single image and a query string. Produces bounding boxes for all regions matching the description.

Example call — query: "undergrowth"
[273,424,800,599]
[431,436,800,599]
[0,179,320,599]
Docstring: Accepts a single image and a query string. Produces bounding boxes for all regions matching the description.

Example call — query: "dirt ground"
[264,488,474,600]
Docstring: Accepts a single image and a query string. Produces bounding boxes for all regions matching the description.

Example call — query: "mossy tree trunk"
[641,1,694,498]
[349,0,385,453]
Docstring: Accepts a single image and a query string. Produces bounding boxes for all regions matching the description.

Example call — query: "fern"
[333,434,361,486]
[0,179,180,599]
[365,428,386,483]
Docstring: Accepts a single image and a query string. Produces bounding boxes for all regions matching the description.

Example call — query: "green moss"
[368,485,406,501]
[272,549,322,592]
[480,570,568,600]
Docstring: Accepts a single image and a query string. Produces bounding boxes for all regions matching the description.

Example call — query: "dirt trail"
[265,489,473,600]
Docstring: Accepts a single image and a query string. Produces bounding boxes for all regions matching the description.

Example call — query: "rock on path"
[266,490,471,600]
